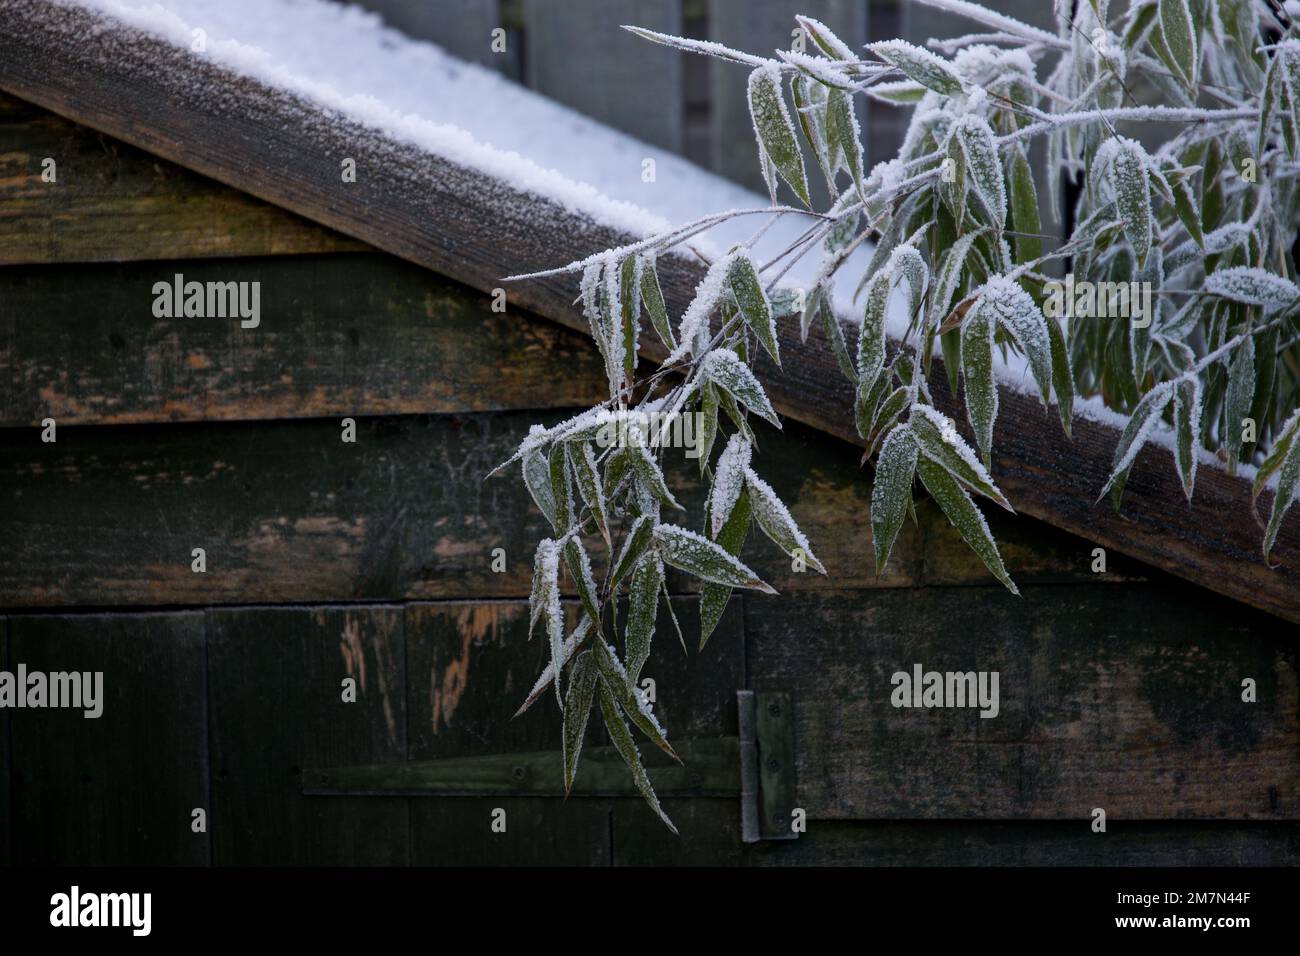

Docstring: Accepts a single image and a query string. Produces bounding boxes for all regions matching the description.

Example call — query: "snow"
[710,433,752,535]
[56,0,873,295]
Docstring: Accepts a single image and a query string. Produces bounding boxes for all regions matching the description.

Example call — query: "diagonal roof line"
[0,0,1296,623]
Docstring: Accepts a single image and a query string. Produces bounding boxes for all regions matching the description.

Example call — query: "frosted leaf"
[887,243,929,323]
[910,405,1012,511]
[515,616,591,718]
[728,252,780,365]
[745,467,826,574]
[611,514,655,592]
[1159,0,1198,90]
[928,228,984,333]
[1100,382,1175,499]
[625,553,664,682]
[567,442,609,548]
[869,39,964,96]
[563,536,601,626]
[603,255,626,396]
[916,456,1019,594]
[522,444,558,531]
[1224,336,1257,460]
[1095,136,1153,267]
[653,523,775,592]
[826,87,866,198]
[747,65,811,205]
[597,680,677,835]
[700,348,781,427]
[960,295,998,462]
[777,48,856,91]
[711,433,752,536]
[593,639,676,761]
[639,253,676,351]
[700,485,752,651]
[871,424,919,573]
[947,115,1006,231]
[663,251,738,366]
[1260,407,1300,559]
[527,538,565,704]
[796,15,856,61]
[858,272,890,394]
[1173,378,1201,501]
[980,276,1052,407]
[561,650,598,793]
[1205,267,1300,312]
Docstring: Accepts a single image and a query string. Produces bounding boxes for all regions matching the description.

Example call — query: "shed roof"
[1,0,1297,623]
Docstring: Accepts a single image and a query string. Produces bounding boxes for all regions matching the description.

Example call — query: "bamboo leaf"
[1099,382,1175,500]
[1158,0,1198,90]
[701,348,781,427]
[916,456,1019,594]
[960,297,998,463]
[561,650,598,793]
[593,638,678,762]
[871,424,918,574]
[523,445,558,531]
[745,467,826,574]
[639,253,676,350]
[563,536,601,627]
[909,405,1013,510]
[1173,377,1201,500]
[1224,335,1257,462]
[611,515,655,592]
[700,486,753,650]
[653,523,775,593]
[747,65,811,206]
[728,253,780,365]
[626,553,664,681]
[597,680,677,834]
[710,432,752,536]
[567,442,610,549]
[869,40,963,96]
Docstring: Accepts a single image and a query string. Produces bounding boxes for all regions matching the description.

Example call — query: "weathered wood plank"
[8,612,209,864]
[0,92,363,264]
[207,605,409,865]
[0,253,608,426]
[0,408,1133,607]
[752,820,1300,866]
[747,586,1300,819]
[526,0,683,152]
[404,601,610,865]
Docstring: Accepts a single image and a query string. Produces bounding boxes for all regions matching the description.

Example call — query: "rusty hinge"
[303,690,797,842]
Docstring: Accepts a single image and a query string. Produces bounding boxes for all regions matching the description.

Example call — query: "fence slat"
[525,0,683,152]
[352,0,503,67]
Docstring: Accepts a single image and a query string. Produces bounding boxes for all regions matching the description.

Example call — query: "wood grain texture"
[0,253,608,426]
[8,612,209,865]
[0,92,363,264]
[751,820,1300,866]
[0,411,1139,608]
[206,605,409,865]
[0,0,1290,620]
[747,587,1300,820]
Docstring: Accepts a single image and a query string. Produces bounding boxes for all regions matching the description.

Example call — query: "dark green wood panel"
[0,92,363,265]
[207,605,408,865]
[405,601,609,865]
[0,253,607,427]
[9,612,208,865]
[752,820,1300,866]
[747,586,1300,820]
[0,410,1143,608]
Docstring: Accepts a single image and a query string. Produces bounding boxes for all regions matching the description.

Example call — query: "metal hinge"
[304,690,797,843]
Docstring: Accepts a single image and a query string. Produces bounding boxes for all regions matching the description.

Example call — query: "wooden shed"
[0,0,1297,868]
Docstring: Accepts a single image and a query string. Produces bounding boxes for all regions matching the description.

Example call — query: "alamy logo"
[0,664,103,718]
[596,410,705,458]
[1042,273,1154,328]
[50,886,151,936]
[890,663,1000,718]
[152,273,261,328]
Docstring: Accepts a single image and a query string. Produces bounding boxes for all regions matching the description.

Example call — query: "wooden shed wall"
[1,94,1297,866]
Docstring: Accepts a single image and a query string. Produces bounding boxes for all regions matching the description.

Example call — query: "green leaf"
[858,272,889,395]
[1103,137,1153,268]
[982,276,1052,408]
[960,296,998,463]
[728,253,780,365]
[869,40,963,96]
[746,467,826,574]
[1263,416,1300,561]
[747,65,810,206]
[628,441,684,511]
[1173,377,1200,501]
[626,553,663,681]
[1205,267,1300,312]
[549,444,572,532]
[949,116,1006,232]
[639,254,676,351]
[523,445,558,531]
[597,680,677,834]
[941,128,968,227]
[710,432,751,535]
[619,255,641,381]
[700,486,752,650]
[929,229,985,334]
[561,650,598,793]
[701,348,781,427]
[611,515,655,593]
[1045,310,1074,437]
[567,442,610,549]
[1099,382,1175,501]
[916,455,1018,594]
[827,88,865,200]
[1158,0,1198,90]
[593,638,678,762]
[653,523,775,593]
[1006,147,1042,269]
[821,299,858,383]
[1224,335,1257,462]
[909,405,1012,510]
[698,382,720,474]
[563,536,601,628]
[870,424,918,574]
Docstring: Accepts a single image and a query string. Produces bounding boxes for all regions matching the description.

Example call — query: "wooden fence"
[353,0,1055,187]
